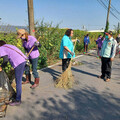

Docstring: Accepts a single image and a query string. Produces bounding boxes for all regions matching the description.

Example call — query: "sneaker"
[9,101,21,106]
[97,56,99,59]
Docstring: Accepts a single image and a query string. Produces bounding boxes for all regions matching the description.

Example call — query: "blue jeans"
[25,57,39,78]
[14,62,26,101]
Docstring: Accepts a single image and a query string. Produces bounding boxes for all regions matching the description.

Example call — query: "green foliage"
[0,21,102,71]
[118,29,120,34]
[35,20,64,65]
[0,57,12,75]
[37,46,48,69]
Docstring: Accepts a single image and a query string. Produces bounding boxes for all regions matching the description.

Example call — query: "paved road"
[2,51,120,120]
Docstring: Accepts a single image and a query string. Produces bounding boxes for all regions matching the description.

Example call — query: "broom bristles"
[55,61,74,89]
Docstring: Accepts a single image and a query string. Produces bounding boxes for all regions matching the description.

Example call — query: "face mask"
[21,38,27,41]
[105,35,109,39]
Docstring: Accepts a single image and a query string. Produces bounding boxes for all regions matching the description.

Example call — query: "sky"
[0,0,120,30]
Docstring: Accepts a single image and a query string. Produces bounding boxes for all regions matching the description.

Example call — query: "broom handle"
[26,46,35,57]
[73,37,77,51]
[70,37,77,60]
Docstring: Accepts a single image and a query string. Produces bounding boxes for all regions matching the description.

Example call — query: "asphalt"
[1,51,120,120]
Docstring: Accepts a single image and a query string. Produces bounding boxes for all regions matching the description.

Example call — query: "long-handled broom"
[55,38,78,89]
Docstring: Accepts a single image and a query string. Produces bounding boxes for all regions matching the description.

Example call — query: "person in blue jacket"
[84,34,90,54]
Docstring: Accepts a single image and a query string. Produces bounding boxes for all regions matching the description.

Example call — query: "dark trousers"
[101,57,112,79]
[25,57,39,78]
[84,43,88,52]
[14,62,26,101]
[62,58,71,72]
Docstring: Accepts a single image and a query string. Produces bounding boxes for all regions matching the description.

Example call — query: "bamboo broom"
[55,38,78,89]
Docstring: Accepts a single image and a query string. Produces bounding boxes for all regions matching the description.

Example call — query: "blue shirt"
[84,36,90,45]
[59,35,75,59]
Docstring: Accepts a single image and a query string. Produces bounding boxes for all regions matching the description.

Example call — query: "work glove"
[70,52,74,56]
[34,42,41,47]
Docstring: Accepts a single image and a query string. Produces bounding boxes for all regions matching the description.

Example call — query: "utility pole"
[27,0,35,36]
[105,0,111,32]
[118,22,120,34]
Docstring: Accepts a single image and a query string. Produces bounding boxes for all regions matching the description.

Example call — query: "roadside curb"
[39,49,96,71]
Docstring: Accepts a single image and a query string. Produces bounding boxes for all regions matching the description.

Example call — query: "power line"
[100,0,118,20]
[97,0,120,21]
[105,0,120,15]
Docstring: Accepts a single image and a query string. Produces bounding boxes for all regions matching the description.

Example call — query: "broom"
[55,38,78,89]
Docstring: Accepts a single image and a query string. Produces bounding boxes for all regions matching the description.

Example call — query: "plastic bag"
[0,71,16,100]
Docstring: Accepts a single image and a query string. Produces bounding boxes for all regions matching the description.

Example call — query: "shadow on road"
[72,67,98,77]
[13,86,120,120]
[42,68,61,81]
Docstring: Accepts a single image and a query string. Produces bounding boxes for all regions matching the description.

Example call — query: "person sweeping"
[0,40,26,106]
[17,29,41,89]
[56,29,79,89]
[59,29,76,72]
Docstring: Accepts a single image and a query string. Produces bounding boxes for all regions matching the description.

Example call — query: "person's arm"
[88,37,90,44]
[64,46,74,56]
[72,39,80,43]
[100,41,105,58]
[110,40,117,61]
[1,55,9,68]
[63,36,74,56]
[83,37,86,43]
[64,46,71,53]
[72,39,77,42]
[118,38,120,45]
